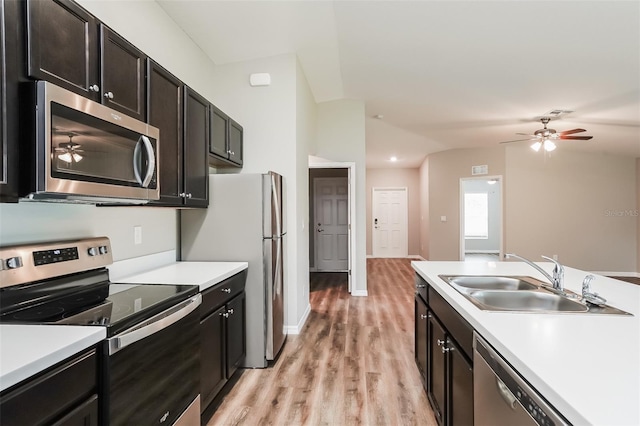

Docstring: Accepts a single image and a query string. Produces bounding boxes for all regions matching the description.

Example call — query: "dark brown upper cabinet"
[209,104,243,168]
[0,0,20,202]
[147,59,183,206]
[183,87,209,208]
[25,0,146,121]
[99,26,146,121]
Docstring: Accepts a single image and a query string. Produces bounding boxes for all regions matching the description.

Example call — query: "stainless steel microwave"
[23,81,160,203]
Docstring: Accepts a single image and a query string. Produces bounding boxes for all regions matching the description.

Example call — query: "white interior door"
[314,177,349,271]
[372,188,408,258]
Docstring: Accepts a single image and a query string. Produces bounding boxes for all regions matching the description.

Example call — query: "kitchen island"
[412,260,640,426]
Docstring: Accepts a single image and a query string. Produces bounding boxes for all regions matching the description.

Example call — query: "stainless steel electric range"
[0,237,201,426]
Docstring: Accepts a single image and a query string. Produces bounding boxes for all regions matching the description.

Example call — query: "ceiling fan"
[500,117,593,152]
[54,134,84,163]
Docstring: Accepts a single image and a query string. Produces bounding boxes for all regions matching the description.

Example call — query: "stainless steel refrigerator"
[180,172,286,368]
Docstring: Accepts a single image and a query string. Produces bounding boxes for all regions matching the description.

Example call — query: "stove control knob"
[88,247,99,257]
[6,256,23,269]
[99,246,108,255]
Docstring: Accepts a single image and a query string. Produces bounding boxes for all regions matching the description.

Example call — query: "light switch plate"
[440,216,447,222]
[134,226,142,245]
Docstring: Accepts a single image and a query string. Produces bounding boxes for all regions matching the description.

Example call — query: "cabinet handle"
[441,346,453,353]
[179,193,193,199]
[104,91,114,99]
[437,339,446,346]
[222,288,231,293]
[416,284,426,288]
[220,311,229,318]
[89,84,100,92]
[228,308,234,315]
[420,314,428,320]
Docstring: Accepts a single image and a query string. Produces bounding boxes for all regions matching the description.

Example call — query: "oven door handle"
[108,294,201,355]
[133,135,156,188]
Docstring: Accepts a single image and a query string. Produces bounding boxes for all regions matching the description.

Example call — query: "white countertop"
[115,261,248,291]
[412,261,640,426]
[0,324,106,392]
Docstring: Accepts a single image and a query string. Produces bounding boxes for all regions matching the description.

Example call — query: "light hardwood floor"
[207,258,437,425]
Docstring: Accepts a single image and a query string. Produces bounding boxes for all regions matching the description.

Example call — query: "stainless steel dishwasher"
[473,333,570,426]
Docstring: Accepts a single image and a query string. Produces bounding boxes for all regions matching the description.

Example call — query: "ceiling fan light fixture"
[531,141,542,152]
[72,153,83,162]
[543,139,556,152]
[58,152,73,163]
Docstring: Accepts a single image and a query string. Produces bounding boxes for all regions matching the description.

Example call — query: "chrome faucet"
[505,253,565,293]
[581,275,607,306]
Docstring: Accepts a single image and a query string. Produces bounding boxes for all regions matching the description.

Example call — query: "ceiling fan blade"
[499,138,534,144]
[559,128,586,136]
[559,135,593,140]
[515,132,537,137]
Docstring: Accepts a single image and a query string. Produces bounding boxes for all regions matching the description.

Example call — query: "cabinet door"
[209,104,228,159]
[428,315,447,426]
[100,25,146,121]
[52,394,98,426]
[0,0,19,202]
[26,0,99,100]
[147,60,182,206]
[448,338,473,426]
[227,119,243,166]
[200,305,226,411]
[415,296,428,387]
[225,292,246,379]
[183,87,209,207]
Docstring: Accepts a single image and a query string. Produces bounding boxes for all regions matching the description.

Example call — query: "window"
[464,193,488,239]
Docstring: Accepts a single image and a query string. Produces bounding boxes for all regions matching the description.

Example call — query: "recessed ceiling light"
[374,114,384,119]
[390,156,397,162]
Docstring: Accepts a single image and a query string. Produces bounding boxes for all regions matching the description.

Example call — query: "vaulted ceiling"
[157,0,640,168]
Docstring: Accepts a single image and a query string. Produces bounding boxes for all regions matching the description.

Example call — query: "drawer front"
[428,287,474,360]
[0,348,97,426]
[201,270,247,317]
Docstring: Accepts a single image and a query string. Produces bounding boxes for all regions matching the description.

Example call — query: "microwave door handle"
[139,135,156,188]
[133,138,143,185]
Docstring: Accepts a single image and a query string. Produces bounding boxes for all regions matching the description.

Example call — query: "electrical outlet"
[134,226,142,245]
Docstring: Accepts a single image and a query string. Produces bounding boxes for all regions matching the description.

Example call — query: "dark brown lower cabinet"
[0,348,98,426]
[415,277,474,426]
[200,271,247,420]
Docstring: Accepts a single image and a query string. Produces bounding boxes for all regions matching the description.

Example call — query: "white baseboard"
[409,255,426,260]
[351,289,368,297]
[591,271,640,278]
[465,250,500,254]
[284,303,311,335]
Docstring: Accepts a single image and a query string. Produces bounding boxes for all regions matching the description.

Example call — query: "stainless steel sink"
[443,276,539,291]
[469,290,589,312]
[438,274,632,315]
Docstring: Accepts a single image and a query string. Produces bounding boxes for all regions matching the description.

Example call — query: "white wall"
[0,202,176,261]
[505,145,637,272]
[315,100,367,295]
[366,168,421,256]
[637,158,640,273]
[463,179,501,253]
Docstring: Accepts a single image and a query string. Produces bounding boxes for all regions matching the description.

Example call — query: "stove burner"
[112,305,132,317]
[12,306,65,321]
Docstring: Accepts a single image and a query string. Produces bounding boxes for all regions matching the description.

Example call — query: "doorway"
[308,163,355,293]
[371,187,408,258]
[459,176,503,261]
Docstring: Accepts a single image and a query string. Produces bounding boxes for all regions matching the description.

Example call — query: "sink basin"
[470,290,589,312]
[443,276,538,291]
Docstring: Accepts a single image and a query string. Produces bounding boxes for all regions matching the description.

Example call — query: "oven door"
[33,81,160,203]
[101,294,201,425]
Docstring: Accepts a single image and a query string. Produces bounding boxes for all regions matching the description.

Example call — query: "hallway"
[208,258,437,425]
